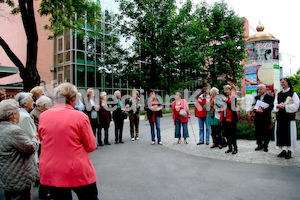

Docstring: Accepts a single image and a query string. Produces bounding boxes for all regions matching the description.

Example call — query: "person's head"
[30,86,45,102]
[54,83,78,108]
[201,87,209,96]
[280,77,293,90]
[132,91,139,99]
[100,92,107,100]
[175,92,182,100]
[223,85,232,96]
[210,87,219,98]
[0,99,20,123]
[36,95,52,112]
[14,92,34,111]
[0,89,6,101]
[148,89,155,98]
[78,93,82,100]
[257,84,266,95]
[87,88,94,99]
[114,90,121,99]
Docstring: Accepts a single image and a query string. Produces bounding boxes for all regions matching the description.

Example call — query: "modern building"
[0,0,129,95]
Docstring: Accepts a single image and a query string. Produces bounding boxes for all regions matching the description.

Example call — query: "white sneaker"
[131,138,135,141]
[151,141,155,145]
[159,142,163,145]
[136,137,139,141]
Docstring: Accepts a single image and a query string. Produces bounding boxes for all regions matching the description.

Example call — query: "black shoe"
[105,142,111,145]
[115,141,118,144]
[232,149,238,154]
[99,143,104,146]
[277,150,286,157]
[225,149,232,154]
[197,142,204,145]
[285,150,291,159]
[255,146,263,151]
[263,147,268,152]
[119,141,124,144]
[206,142,209,145]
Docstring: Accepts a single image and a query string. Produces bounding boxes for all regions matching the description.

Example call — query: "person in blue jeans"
[145,89,163,145]
[195,87,211,145]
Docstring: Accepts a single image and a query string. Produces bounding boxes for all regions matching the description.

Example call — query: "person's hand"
[257,107,263,113]
[32,134,39,140]
[121,108,126,112]
[277,103,285,109]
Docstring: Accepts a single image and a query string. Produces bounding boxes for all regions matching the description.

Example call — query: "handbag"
[123,112,128,119]
[179,109,187,118]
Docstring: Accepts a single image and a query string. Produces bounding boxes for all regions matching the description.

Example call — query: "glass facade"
[53,0,128,92]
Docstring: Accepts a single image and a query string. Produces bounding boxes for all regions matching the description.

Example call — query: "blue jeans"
[198,117,211,143]
[175,119,189,139]
[149,116,161,142]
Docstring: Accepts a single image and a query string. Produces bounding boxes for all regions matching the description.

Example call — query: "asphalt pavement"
[1,113,300,200]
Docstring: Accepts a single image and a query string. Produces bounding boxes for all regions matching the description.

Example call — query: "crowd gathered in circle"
[0,77,299,200]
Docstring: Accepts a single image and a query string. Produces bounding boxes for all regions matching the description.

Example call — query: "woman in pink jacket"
[171,92,191,144]
[38,83,98,200]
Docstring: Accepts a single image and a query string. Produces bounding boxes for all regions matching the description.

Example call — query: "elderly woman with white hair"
[0,99,39,200]
[206,87,224,149]
[113,90,126,144]
[14,92,37,139]
[30,95,52,127]
[38,83,98,199]
[220,85,238,154]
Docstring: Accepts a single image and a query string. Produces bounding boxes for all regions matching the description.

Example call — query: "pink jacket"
[38,104,97,187]
[171,99,191,124]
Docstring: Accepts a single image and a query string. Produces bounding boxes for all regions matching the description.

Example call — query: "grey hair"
[54,83,78,104]
[114,90,120,97]
[36,95,51,107]
[0,99,19,121]
[14,92,32,107]
[210,87,219,95]
[223,85,232,90]
[257,84,266,89]
[100,92,107,97]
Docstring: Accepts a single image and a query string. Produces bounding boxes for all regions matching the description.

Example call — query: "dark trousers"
[211,125,222,145]
[224,121,237,150]
[90,118,98,137]
[114,119,124,142]
[40,182,98,200]
[5,186,31,200]
[129,113,139,138]
[98,126,109,145]
[255,121,271,148]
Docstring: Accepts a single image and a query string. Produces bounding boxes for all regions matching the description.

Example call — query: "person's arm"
[274,96,279,112]
[11,129,38,154]
[285,93,300,113]
[80,116,97,153]
[19,116,37,138]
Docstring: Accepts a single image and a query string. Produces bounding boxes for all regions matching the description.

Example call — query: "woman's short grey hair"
[36,95,51,107]
[114,90,120,97]
[175,92,182,97]
[210,87,219,95]
[100,92,107,97]
[223,85,232,90]
[257,84,266,89]
[14,92,32,107]
[54,83,78,104]
[0,99,19,121]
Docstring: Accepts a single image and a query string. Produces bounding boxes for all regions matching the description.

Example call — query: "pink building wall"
[0,0,53,88]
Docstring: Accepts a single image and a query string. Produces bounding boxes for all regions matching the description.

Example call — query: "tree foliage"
[118,0,246,93]
[0,0,100,91]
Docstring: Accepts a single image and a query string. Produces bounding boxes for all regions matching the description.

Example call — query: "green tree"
[0,0,100,91]
[287,74,300,96]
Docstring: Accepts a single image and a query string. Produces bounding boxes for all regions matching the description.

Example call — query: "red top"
[171,99,190,124]
[38,104,97,187]
[194,96,209,117]
[174,103,181,119]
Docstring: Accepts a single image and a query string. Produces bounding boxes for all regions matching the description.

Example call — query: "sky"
[194,0,300,75]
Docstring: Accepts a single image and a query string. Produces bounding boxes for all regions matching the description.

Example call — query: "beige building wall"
[0,0,53,88]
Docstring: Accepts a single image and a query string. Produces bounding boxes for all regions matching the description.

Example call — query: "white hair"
[54,83,78,104]
[36,95,51,107]
[210,87,219,95]
[14,92,32,107]
[100,92,107,97]
[0,99,19,121]
[257,84,266,89]
[223,85,232,90]
[114,90,120,97]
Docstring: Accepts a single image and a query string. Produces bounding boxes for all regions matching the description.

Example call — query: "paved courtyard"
[1,113,300,200]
